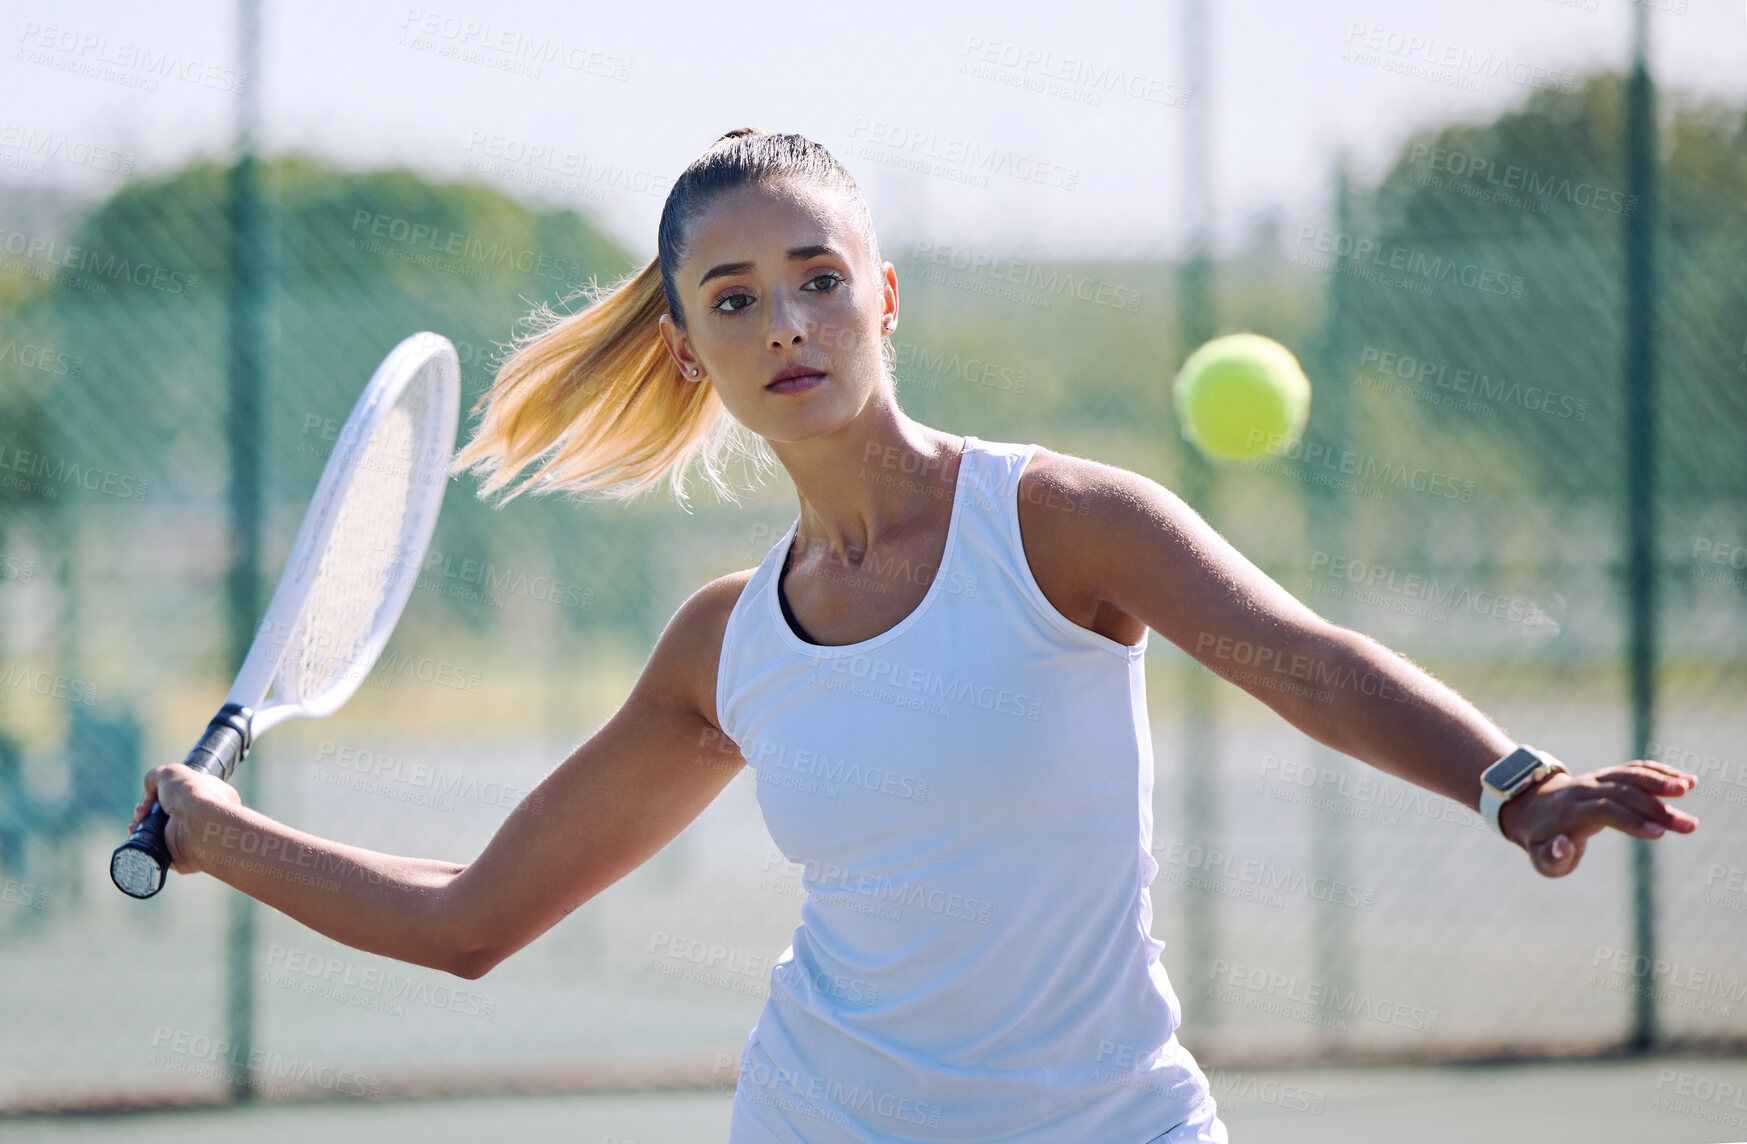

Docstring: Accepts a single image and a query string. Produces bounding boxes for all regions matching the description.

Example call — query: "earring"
[690,368,699,376]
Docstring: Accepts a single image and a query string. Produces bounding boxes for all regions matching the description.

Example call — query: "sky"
[2,0,1744,261]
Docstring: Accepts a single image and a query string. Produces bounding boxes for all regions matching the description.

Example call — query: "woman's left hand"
[1499,760,1699,878]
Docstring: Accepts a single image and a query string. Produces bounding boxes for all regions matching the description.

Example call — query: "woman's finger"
[1603,764,1697,797]
[1531,831,1588,878]
[1566,796,1672,842]
[131,771,165,829]
[1585,773,1701,831]
[1624,758,1697,784]
[1578,780,1698,833]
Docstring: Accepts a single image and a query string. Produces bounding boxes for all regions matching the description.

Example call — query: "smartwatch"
[1479,745,1566,838]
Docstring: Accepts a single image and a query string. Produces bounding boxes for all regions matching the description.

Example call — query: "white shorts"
[1145,1094,1229,1143]
[728,1031,1232,1144]
[730,1097,1228,1144]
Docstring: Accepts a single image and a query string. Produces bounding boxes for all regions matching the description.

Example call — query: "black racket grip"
[110,704,253,900]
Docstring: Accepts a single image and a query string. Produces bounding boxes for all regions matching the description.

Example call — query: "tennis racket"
[110,331,461,899]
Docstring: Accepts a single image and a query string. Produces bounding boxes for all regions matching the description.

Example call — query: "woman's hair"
[449,127,887,510]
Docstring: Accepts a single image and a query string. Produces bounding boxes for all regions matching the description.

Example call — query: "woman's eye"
[713,273,841,315]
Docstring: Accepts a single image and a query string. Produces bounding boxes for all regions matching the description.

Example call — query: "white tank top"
[717,435,1215,1143]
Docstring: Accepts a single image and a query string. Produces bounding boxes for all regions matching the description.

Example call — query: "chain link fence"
[0,5,1742,1118]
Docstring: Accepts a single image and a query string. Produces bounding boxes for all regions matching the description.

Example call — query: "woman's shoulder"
[1015,443,1124,519]
[652,567,760,735]
[1012,446,1150,647]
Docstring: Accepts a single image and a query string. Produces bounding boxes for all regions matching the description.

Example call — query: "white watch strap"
[1481,781,1510,836]
[1481,782,1509,838]
[1481,746,1565,838]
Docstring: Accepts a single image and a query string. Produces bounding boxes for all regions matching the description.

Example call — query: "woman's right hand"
[131,762,243,876]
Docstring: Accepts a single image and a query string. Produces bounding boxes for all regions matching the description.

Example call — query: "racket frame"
[111,331,460,898]
[234,331,459,736]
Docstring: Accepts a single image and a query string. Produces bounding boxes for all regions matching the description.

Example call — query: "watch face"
[1485,748,1543,792]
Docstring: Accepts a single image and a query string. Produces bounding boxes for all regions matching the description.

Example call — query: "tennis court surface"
[5,1054,1745,1143]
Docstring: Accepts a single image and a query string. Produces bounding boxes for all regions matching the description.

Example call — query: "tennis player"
[133,128,1701,1143]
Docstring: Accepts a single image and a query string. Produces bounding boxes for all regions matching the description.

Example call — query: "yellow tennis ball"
[1172,333,1312,464]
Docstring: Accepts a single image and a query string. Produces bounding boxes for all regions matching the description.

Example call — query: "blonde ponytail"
[449,257,769,510]
[451,127,877,511]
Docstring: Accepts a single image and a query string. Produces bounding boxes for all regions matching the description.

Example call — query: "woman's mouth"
[767,370,826,394]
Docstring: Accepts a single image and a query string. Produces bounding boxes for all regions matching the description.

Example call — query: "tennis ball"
[1172,333,1312,464]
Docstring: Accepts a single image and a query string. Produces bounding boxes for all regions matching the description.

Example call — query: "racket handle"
[110,704,254,900]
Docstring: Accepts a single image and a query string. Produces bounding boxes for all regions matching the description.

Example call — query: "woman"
[134,129,1700,1143]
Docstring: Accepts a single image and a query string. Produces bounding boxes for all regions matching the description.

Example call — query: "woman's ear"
[656,313,700,376]
[879,262,899,334]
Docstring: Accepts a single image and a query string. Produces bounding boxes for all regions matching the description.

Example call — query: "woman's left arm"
[1041,456,1699,878]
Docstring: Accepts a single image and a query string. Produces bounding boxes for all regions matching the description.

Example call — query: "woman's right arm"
[137,570,753,980]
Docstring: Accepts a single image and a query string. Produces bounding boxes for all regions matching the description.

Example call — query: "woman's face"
[659,180,897,443]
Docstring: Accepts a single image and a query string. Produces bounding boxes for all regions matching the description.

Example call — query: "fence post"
[1623,0,1660,1056]
[224,0,265,1102]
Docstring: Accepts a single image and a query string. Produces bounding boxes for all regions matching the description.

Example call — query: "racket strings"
[286,364,444,703]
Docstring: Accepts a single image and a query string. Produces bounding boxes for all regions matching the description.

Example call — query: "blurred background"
[0,0,1742,1140]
